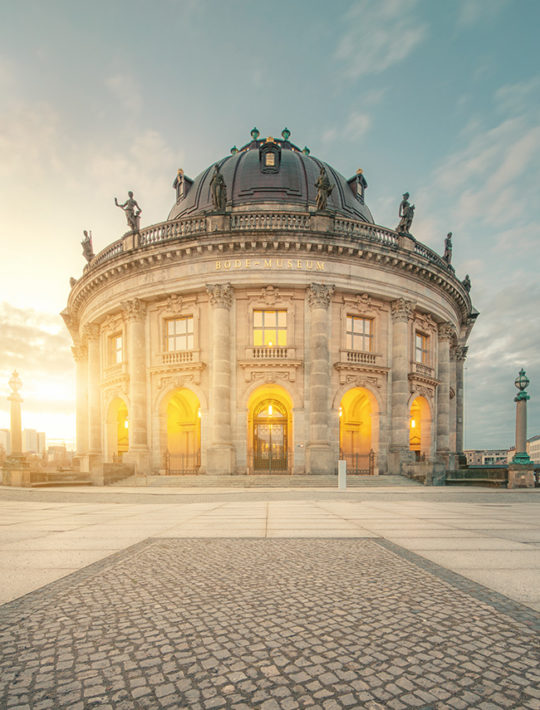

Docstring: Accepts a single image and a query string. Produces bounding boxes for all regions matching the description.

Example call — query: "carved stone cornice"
[206,283,233,309]
[456,345,468,361]
[333,361,389,386]
[307,283,334,309]
[157,293,184,314]
[71,344,88,363]
[391,298,415,323]
[238,360,302,383]
[415,312,437,334]
[122,298,147,321]
[408,372,440,391]
[438,322,456,342]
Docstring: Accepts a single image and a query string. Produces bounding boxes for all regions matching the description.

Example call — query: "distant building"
[464,449,509,466]
[22,429,47,455]
[0,429,10,456]
[527,435,540,463]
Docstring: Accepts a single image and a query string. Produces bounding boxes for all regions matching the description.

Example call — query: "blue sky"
[0,0,539,448]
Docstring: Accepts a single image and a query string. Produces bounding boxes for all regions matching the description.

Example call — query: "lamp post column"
[508,369,534,488]
[206,283,235,474]
[436,323,454,465]
[123,298,150,473]
[72,344,89,456]
[306,283,334,474]
[389,298,415,472]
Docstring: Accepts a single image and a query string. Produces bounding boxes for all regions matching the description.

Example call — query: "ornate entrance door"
[253,400,288,473]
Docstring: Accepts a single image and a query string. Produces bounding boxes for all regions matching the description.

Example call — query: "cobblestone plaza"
[0,487,539,709]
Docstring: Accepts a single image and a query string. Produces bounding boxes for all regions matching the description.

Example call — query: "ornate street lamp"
[512,368,531,465]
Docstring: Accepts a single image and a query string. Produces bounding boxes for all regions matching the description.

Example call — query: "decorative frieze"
[415,312,437,334]
[307,283,334,309]
[391,298,415,322]
[83,323,100,341]
[206,282,233,309]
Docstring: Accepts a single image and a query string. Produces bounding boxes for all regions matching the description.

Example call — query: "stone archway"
[409,395,432,460]
[106,397,128,462]
[339,387,378,474]
[163,388,201,474]
[247,385,293,474]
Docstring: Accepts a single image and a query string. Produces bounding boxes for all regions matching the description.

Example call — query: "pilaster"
[205,283,235,473]
[436,322,455,465]
[306,283,335,474]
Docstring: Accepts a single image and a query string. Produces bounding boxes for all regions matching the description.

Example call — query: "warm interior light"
[268,404,273,416]
[197,408,201,419]
[124,419,129,429]
[268,341,273,347]
[339,406,343,418]
[411,419,416,428]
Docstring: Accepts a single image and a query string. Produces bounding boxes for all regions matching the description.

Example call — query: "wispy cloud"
[335,0,427,78]
[456,0,508,28]
[105,73,143,114]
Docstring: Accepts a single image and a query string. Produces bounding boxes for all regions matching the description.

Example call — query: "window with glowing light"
[166,317,194,352]
[346,316,372,351]
[110,334,123,365]
[415,332,429,364]
[265,152,275,167]
[253,310,287,347]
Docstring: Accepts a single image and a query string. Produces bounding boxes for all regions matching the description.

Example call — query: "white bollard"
[338,459,347,490]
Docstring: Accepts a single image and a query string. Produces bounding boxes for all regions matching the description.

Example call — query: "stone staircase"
[110,474,421,488]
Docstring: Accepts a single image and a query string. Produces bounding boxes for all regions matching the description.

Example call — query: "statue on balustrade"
[315,166,334,211]
[462,274,471,292]
[396,192,415,234]
[114,191,142,232]
[81,230,94,262]
[443,232,453,264]
[210,164,227,211]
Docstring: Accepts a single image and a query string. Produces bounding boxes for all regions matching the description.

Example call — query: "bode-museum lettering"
[215,258,326,271]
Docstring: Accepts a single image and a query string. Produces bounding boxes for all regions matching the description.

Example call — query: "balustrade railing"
[88,211,452,276]
[250,347,290,359]
[345,350,377,365]
[161,351,195,365]
[411,361,435,378]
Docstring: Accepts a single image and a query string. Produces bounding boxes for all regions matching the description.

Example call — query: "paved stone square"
[1,537,538,709]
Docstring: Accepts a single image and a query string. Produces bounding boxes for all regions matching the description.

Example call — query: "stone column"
[123,299,150,473]
[72,344,89,456]
[83,323,103,479]
[206,283,235,474]
[306,283,334,474]
[388,298,415,472]
[436,323,454,463]
[455,346,467,464]
[449,345,457,459]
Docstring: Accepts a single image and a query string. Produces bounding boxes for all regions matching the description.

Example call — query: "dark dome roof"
[168,134,374,223]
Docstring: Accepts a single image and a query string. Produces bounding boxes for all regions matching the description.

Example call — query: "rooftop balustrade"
[87,211,452,278]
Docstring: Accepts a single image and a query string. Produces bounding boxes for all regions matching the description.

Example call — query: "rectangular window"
[415,332,429,363]
[111,334,123,365]
[166,317,194,352]
[253,310,287,347]
[265,152,275,167]
[346,316,372,352]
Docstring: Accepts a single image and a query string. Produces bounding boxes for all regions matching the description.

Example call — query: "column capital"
[307,283,334,309]
[206,282,233,309]
[122,298,147,321]
[71,344,88,362]
[438,322,456,342]
[390,298,415,322]
[456,345,468,361]
[83,323,100,341]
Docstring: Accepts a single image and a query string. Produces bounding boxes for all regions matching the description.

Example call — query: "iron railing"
[164,450,201,475]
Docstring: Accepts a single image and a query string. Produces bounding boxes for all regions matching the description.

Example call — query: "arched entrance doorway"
[409,396,431,460]
[339,387,377,474]
[107,397,128,462]
[247,385,293,474]
[165,388,201,474]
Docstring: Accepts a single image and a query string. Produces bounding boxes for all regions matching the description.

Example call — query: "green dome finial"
[281,127,291,141]
[302,146,310,155]
[250,127,260,141]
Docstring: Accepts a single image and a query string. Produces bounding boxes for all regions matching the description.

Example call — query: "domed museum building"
[63,128,477,480]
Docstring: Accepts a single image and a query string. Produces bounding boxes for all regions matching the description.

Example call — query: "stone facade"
[63,134,476,477]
